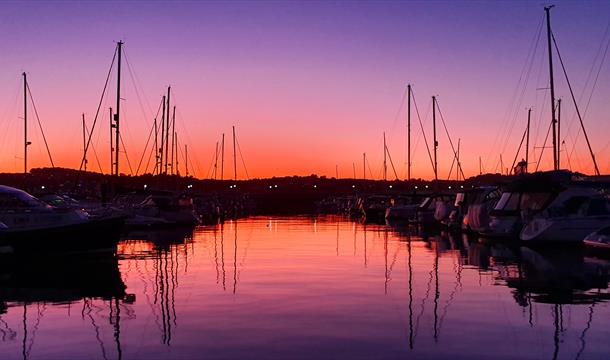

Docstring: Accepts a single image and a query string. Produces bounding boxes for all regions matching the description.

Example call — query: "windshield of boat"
[419,197,432,209]
[494,192,520,211]
[454,193,465,207]
[0,190,48,209]
[520,192,553,211]
[494,191,553,212]
[548,196,610,217]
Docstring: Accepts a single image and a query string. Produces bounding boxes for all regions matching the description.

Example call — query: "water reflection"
[0,216,609,359]
[0,252,126,360]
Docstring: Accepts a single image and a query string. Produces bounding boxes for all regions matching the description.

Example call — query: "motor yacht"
[0,185,124,254]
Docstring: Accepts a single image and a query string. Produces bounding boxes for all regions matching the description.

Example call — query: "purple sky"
[0,1,609,178]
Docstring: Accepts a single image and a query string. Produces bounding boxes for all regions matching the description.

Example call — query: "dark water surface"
[1,216,610,359]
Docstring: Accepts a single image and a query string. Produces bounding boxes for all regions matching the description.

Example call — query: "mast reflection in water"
[0,216,609,359]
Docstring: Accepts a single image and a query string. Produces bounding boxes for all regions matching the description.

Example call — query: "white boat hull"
[521,216,610,242]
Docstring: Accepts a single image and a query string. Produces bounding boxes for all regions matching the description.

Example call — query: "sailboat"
[517,7,610,243]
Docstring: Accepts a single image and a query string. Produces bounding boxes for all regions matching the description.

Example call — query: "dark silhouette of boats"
[0,252,126,309]
[0,185,125,254]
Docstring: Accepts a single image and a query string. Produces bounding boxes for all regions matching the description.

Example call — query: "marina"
[0,1,609,358]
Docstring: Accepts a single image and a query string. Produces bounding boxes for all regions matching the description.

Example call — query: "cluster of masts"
[356,88,464,182]
[17,6,601,179]
[210,126,241,181]
[152,86,182,176]
[355,6,599,181]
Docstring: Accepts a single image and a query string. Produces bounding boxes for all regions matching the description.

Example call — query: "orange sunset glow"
[1,1,609,179]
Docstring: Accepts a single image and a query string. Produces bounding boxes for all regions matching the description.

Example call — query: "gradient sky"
[1,0,609,179]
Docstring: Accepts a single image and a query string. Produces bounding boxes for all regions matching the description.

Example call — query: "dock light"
[389,185,393,189]
[144,184,147,189]
[460,185,464,189]
[448,186,452,189]
[313,185,317,188]
[274,185,277,188]
[352,185,355,188]
[41,185,45,190]
[425,185,429,189]
[269,185,272,189]
[415,186,418,189]
[187,184,193,189]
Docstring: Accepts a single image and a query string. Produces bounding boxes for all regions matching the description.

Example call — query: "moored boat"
[583,226,610,259]
[0,185,125,254]
[520,187,610,242]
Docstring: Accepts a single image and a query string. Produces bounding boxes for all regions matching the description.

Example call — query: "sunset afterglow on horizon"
[1,0,609,179]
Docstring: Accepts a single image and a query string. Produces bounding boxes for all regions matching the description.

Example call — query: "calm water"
[1,216,610,360]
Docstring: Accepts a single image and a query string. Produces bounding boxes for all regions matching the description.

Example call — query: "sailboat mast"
[185,144,189,177]
[500,154,504,175]
[114,41,123,176]
[432,96,438,181]
[82,113,87,172]
[171,105,176,174]
[165,87,171,174]
[109,107,113,173]
[214,141,219,179]
[545,6,558,171]
[557,98,561,169]
[221,133,225,180]
[23,72,28,174]
[526,108,531,173]
[363,152,366,180]
[154,116,158,175]
[407,84,411,181]
[383,132,387,181]
[174,131,179,175]
[456,139,460,181]
[160,95,166,174]
[232,126,237,181]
